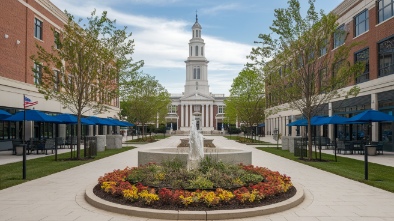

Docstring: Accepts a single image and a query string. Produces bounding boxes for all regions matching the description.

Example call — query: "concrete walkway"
[0,136,394,220]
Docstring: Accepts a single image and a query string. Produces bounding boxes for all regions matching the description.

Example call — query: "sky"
[51,0,343,96]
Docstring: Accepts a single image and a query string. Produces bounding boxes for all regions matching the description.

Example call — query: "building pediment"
[180,93,214,101]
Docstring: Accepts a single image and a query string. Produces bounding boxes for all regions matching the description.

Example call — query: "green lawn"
[0,146,135,190]
[258,147,394,193]
[124,134,168,143]
[224,136,278,145]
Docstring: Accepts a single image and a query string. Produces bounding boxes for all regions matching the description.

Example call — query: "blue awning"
[86,116,116,125]
[4,110,62,123]
[257,123,265,127]
[106,118,130,127]
[54,114,96,125]
[0,110,11,120]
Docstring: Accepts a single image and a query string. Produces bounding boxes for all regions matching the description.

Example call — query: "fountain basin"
[138,147,252,166]
[178,138,215,147]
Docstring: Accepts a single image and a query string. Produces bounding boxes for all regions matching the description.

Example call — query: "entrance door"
[195,117,200,130]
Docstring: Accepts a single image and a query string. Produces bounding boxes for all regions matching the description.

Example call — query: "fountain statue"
[187,116,204,170]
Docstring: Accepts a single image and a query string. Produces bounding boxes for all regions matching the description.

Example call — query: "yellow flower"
[139,190,159,205]
[122,185,139,201]
[101,182,116,193]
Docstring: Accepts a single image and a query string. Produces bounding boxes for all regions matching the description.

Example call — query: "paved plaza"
[0,136,394,220]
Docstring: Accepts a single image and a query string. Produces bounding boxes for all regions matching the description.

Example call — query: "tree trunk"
[308,121,312,160]
[76,112,82,159]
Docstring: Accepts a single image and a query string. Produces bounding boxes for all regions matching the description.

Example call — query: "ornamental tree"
[31,10,143,159]
[120,73,171,139]
[224,69,265,139]
[248,0,364,159]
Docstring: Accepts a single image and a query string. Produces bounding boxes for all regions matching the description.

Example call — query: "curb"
[85,183,304,220]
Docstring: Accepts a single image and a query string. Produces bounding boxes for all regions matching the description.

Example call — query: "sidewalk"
[0,136,394,220]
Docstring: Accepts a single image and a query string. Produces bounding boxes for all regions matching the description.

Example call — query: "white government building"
[166,15,226,133]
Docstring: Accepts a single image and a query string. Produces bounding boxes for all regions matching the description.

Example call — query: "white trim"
[18,0,65,31]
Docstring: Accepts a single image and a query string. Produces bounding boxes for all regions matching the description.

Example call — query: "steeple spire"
[196,10,198,22]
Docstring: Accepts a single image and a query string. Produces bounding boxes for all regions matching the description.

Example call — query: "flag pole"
[23,94,27,179]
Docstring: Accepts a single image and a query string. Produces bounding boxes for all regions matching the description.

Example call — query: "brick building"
[0,0,120,140]
[265,0,394,151]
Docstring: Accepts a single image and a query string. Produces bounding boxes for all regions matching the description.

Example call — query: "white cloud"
[50,0,252,95]
[200,3,240,15]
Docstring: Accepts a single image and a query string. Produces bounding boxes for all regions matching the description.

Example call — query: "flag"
[24,96,38,108]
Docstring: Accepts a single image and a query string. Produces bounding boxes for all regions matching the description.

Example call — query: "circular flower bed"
[95,158,294,210]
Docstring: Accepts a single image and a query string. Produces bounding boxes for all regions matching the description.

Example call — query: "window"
[201,46,204,56]
[195,46,198,56]
[378,36,394,77]
[355,48,369,83]
[34,63,42,85]
[332,60,344,79]
[34,18,43,40]
[378,0,394,23]
[333,24,346,48]
[319,39,328,56]
[190,46,192,56]
[196,82,198,90]
[318,67,328,91]
[193,105,201,112]
[193,66,200,79]
[218,106,225,114]
[54,31,60,49]
[168,105,177,114]
[354,10,369,37]
[54,70,60,91]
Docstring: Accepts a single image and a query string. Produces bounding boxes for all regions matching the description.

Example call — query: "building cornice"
[35,0,68,24]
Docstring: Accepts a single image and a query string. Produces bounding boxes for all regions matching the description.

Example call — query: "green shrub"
[187,176,214,189]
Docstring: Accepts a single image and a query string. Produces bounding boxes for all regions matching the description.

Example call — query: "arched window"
[193,30,195,38]
[199,30,201,37]
[201,46,204,56]
[195,46,198,56]
[190,46,192,56]
[193,66,200,79]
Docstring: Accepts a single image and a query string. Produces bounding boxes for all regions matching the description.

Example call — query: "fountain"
[187,116,204,170]
[138,128,252,166]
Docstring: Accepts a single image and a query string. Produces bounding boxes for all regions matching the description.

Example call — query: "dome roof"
[192,13,202,29]
[192,21,202,29]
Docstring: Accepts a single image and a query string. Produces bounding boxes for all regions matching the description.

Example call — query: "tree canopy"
[224,69,265,137]
[120,73,171,138]
[248,0,364,159]
[31,10,143,159]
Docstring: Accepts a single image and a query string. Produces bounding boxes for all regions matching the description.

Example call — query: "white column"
[371,93,378,141]
[189,104,193,127]
[185,105,188,127]
[201,104,205,127]
[206,104,209,128]
[328,102,333,141]
[210,104,213,128]
[181,104,184,128]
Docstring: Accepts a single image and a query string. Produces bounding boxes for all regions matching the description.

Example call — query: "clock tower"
[184,14,210,97]
[166,14,226,133]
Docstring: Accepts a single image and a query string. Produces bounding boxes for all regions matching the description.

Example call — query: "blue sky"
[51,0,342,95]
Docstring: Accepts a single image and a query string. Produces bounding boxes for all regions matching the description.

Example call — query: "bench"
[35,139,55,155]
[313,137,331,149]
[0,141,13,152]
[336,141,353,154]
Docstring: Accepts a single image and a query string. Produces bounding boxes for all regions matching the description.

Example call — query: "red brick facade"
[0,0,65,84]
[343,4,394,82]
